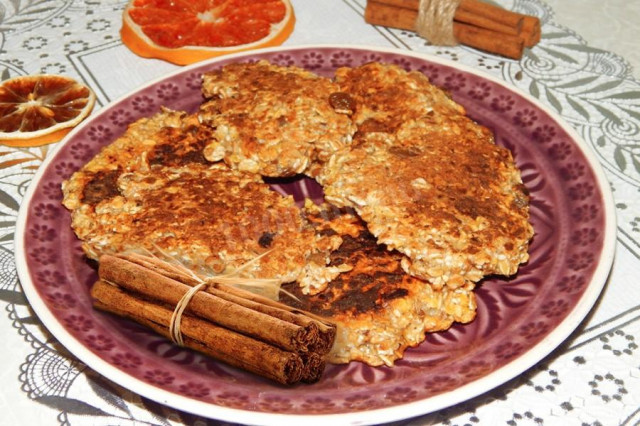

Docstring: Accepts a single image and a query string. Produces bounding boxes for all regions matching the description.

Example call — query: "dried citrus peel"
[120,0,296,65]
[0,75,96,147]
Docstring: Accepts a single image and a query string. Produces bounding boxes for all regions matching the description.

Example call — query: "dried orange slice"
[0,75,96,148]
[121,0,296,65]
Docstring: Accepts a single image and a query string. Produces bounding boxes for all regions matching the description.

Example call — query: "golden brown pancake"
[318,63,534,289]
[62,111,329,285]
[198,60,356,177]
[283,203,476,366]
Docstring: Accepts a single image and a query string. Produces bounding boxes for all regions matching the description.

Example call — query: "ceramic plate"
[15,45,616,425]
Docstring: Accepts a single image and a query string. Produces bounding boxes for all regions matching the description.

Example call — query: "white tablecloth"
[1,1,639,425]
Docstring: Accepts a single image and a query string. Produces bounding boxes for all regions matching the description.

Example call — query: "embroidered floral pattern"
[1,2,636,421]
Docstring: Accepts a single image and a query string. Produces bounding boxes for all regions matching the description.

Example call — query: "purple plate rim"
[15,44,617,425]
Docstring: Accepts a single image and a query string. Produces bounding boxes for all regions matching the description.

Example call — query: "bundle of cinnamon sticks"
[365,0,541,59]
[91,253,337,385]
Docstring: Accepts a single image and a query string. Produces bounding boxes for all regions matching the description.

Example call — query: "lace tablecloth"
[1,0,639,425]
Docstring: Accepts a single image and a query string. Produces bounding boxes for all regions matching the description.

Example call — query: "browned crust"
[61,111,321,284]
[198,60,356,177]
[282,205,477,366]
[318,63,534,289]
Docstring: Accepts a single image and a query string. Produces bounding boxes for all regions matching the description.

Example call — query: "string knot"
[416,0,462,45]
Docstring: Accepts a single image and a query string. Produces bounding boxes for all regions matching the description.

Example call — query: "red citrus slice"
[121,0,296,65]
[0,75,96,148]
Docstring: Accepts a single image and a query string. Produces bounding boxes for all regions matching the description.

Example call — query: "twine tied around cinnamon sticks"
[365,0,541,59]
[164,249,290,347]
[169,281,207,347]
[144,248,279,347]
[415,0,461,46]
[92,253,337,385]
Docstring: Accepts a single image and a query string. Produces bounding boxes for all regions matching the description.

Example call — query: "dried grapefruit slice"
[121,0,295,65]
[0,75,96,148]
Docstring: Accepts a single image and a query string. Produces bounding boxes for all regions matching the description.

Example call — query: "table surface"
[1,0,639,425]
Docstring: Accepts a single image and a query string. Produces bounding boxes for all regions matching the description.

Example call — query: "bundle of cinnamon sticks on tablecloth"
[365,0,541,59]
[91,253,336,385]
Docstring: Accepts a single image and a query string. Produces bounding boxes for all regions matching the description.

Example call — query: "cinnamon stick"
[118,253,337,353]
[453,22,524,59]
[457,0,522,28]
[213,283,337,353]
[91,280,306,385]
[364,0,540,57]
[520,15,541,47]
[458,0,539,47]
[99,254,320,353]
[454,7,521,36]
[93,253,337,384]
[299,352,325,384]
[372,0,419,8]
[365,1,419,32]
